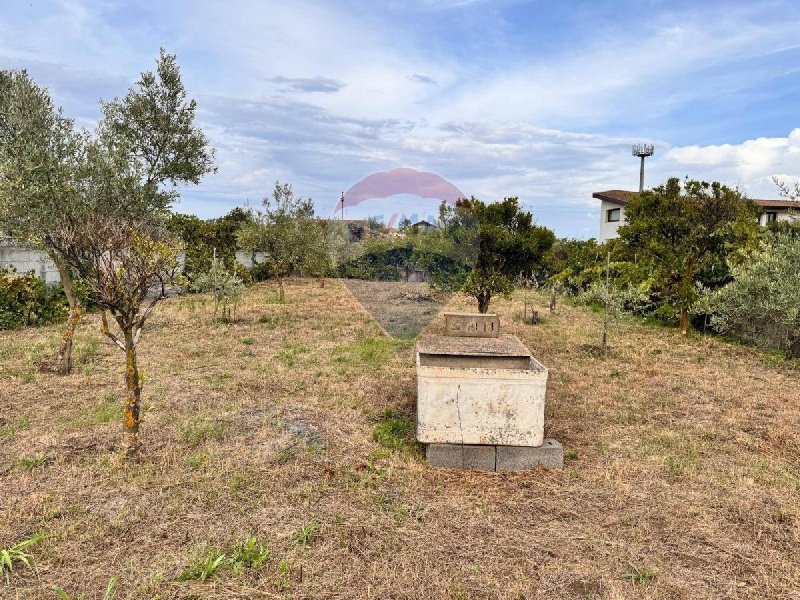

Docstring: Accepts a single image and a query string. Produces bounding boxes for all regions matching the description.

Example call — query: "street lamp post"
[632,144,655,193]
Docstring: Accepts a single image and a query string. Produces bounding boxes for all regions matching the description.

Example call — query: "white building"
[593,190,800,242]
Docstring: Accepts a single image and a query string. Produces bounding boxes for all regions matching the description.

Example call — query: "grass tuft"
[1,532,46,583]
[621,562,655,584]
[291,519,320,549]
[372,409,416,452]
[180,419,227,447]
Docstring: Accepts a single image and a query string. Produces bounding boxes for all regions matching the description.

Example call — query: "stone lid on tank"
[418,334,531,357]
[417,334,545,371]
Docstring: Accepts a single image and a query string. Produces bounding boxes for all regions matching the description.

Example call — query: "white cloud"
[665,129,800,196]
[2,0,800,236]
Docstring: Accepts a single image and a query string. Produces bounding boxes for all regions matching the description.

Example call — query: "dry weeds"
[0,279,798,599]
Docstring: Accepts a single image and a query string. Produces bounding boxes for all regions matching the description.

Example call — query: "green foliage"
[291,519,320,549]
[425,197,555,312]
[18,453,51,470]
[85,395,118,426]
[372,408,416,451]
[0,414,30,441]
[621,562,655,584]
[177,547,228,582]
[0,70,85,251]
[0,269,68,329]
[177,536,270,582]
[0,532,46,583]
[701,231,800,357]
[228,537,270,574]
[53,578,118,600]
[192,254,244,322]
[166,208,252,279]
[180,418,227,447]
[97,48,215,217]
[237,182,324,295]
[619,178,760,332]
[333,337,405,370]
[277,343,309,367]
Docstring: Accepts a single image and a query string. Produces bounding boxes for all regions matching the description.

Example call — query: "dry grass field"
[1,279,799,599]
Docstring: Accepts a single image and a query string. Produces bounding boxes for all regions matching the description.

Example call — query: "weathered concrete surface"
[426,443,496,470]
[417,334,548,446]
[495,439,563,471]
[444,312,500,337]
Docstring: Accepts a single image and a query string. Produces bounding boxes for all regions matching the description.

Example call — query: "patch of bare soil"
[342,279,450,338]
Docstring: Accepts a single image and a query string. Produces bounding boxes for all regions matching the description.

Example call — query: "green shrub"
[0,269,68,329]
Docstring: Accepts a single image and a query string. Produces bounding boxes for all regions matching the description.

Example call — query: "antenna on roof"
[632,144,655,193]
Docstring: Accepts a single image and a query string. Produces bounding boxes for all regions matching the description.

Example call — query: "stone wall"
[0,239,61,284]
[1,238,267,284]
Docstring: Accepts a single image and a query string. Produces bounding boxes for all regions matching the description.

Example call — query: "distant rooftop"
[593,189,800,209]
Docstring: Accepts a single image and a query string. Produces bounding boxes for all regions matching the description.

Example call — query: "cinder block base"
[425,439,563,471]
[496,439,563,471]
[426,443,496,470]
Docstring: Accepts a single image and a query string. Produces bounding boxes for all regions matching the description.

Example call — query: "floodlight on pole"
[632,144,655,193]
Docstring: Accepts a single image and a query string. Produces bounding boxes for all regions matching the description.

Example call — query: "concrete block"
[426,443,496,470]
[495,439,564,471]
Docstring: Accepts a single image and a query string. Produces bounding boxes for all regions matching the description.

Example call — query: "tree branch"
[100,311,126,350]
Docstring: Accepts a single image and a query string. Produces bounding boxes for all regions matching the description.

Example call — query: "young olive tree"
[192,251,244,321]
[302,219,353,287]
[57,216,181,456]
[237,182,320,300]
[618,178,760,335]
[703,231,800,358]
[0,70,87,374]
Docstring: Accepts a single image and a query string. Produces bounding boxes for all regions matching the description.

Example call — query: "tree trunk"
[320,277,325,288]
[477,291,491,313]
[788,329,800,359]
[549,291,556,313]
[679,307,689,336]
[54,256,80,375]
[277,277,285,301]
[123,332,142,458]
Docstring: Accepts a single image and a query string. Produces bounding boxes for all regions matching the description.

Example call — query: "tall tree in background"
[237,182,322,300]
[166,207,252,278]
[428,197,554,313]
[618,178,760,335]
[0,70,87,374]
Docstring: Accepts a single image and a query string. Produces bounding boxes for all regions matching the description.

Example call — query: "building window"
[765,211,777,223]
[607,208,621,223]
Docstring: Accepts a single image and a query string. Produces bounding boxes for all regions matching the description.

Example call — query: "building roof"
[593,190,800,209]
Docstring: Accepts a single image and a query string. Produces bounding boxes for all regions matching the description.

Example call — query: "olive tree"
[57,216,180,456]
[703,231,800,358]
[0,49,214,373]
[237,182,321,300]
[0,70,87,374]
[424,197,554,313]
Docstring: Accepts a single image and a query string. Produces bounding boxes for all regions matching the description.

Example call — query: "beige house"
[593,190,800,242]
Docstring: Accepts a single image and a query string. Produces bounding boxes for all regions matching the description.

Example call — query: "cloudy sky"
[2,0,800,237]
